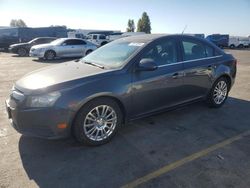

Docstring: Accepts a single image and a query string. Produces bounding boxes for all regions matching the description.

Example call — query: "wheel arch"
[215,74,232,90]
[70,94,127,134]
[85,49,93,56]
[45,49,57,57]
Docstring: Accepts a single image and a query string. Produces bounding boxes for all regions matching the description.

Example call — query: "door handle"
[172,72,179,79]
[207,65,212,70]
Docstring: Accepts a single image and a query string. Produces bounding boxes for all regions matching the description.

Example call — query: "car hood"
[16,61,110,91]
[10,43,29,47]
[32,43,53,49]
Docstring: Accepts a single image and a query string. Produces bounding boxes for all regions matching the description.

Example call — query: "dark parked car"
[206,34,229,48]
[5,34,237,145]
[0,26,67,51]
[9,37,57,56]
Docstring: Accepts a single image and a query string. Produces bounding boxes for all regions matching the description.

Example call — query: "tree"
[10,19,27,27]
[137,12,151,34]
[126,19,135,32]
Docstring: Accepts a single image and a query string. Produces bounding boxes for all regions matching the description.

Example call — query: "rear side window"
[64,39,76,45]
[33,38,43,44]
[64,39,86,45]
[99,35,106,39]
[74,40,86,45]
[46,38,56,43]
[182,39,215,61]
[206,46,214,57]
[38,38,53,44]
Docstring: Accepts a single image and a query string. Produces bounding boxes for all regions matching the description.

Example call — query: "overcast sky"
[0,0,249,36]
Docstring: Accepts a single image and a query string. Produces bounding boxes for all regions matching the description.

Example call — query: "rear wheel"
[85,50,92,56]
[207,77,229,108]
[238,44,244,49]
[17,48,27,56]
[101,41,108,46]
[73,98,123,146]
[230,44,235,49]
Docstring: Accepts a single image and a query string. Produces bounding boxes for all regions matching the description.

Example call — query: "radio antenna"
[182,25,187,34]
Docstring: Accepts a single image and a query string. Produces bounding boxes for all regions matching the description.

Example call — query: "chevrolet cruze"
[5,34,237,146]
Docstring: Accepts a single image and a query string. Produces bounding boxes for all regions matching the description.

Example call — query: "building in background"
[0,26,67,50]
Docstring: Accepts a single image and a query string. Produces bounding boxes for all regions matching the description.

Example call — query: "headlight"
[26,91,61,107]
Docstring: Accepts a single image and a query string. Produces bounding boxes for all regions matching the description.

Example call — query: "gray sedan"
[6,34,236,146]
[29,38,97,60]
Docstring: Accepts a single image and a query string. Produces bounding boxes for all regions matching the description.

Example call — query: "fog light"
[57,123,67,129]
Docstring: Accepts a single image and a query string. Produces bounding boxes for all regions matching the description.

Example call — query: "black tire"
[73,98,123,146]
[17,48,27,56]
[44,50,56,60]
[206,77,229,108]
[101,41,108,46]
[85,50,92,56]
[238,44,244,49]
[230,44,235,49]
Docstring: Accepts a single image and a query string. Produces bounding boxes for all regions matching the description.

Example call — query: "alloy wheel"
[213,80,228,105]
[46,51,55,60]
[83,105,117,141]
[18,48,26,56]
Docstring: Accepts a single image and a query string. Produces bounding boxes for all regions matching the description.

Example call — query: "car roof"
[34,37,57,39]
[60,38,85,41]
[116,34,206,43]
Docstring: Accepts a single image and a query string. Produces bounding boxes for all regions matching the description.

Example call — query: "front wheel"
[73,98,123,146]
[44,50,56,60]
[17,48,27,56]
[206,77,229,108]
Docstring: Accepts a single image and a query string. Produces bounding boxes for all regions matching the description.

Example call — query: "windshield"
[28,38,38,44]
[81,41,144,69]
[50,38,65,45]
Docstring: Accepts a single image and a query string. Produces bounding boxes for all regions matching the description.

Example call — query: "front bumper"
[5,98,73,139]
[29,50,44,58]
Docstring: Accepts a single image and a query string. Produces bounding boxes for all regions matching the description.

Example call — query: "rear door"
[73,39,87,56]
[180,37,221,100]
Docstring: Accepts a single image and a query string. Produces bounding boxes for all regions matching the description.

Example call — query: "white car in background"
[229,37,250,48]
[30,38,97,60]
[86,34,110,46]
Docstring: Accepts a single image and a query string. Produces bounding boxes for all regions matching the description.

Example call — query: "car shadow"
[32,57,80,64]
[18,97,250,188]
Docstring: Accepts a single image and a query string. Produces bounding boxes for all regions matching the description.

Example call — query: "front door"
[131,38,185,117]
[57,39,78,57]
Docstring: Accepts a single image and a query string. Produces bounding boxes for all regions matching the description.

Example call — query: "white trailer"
[229,36,250,48]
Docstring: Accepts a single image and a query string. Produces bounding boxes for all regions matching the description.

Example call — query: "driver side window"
[141,39,177,66]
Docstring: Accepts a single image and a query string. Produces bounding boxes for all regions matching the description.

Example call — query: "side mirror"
[137,58,158,71]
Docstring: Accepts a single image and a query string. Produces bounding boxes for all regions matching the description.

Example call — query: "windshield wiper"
[84,61,105,69]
